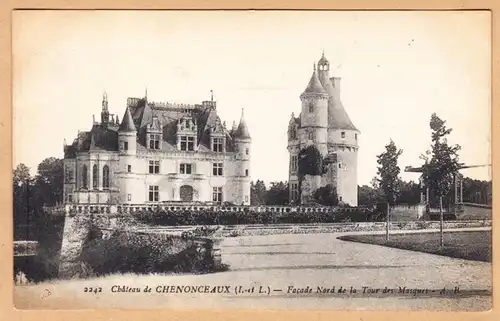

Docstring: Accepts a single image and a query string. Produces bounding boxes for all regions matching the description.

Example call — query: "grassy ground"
[338,230,491,262]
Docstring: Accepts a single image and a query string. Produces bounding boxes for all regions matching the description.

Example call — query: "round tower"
[118,106,137,204]
[233,109,251,205]
[317,53,360,206]
[299,63,329,156]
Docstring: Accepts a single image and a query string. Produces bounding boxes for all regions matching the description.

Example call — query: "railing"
[46,203,374,215]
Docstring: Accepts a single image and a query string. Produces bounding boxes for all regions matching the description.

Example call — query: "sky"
[12,10,491,186]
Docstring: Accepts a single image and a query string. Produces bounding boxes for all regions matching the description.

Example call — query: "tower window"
[212,187,223,202]
[123,142,128,150]
[102,165,110,189]
[81,165,88,189]
[245,169,249,176]
[92,164,98,189]
[290,155,298,173]
[68,195,73,203]
[127,194,131,201]
[341,132,346,138]
[148,186,159,202]
[308,132,314,140]
[149,134,161,150]
[180,163,192,174]
[212,138,223,152]
[213,163,223,176]
[290,183,299,202]
[339,163,342,169]
[246,148,249,155]
[127,165,131,172]
[355,134,358,140]
[149,160,160,174]
[309,103,314,113]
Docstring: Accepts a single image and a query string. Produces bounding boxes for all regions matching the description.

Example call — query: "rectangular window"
[245,169,249,176]
[212,187,223,202]
[124,142,128,150]
[212,163,223,176]
[246,148,249,155]
[341,132,346,138]
[149,134,160,150]
[180,136,195,151]
[148,186,159,202]
[245,195,249,203]
[149,160,160,174]
[180,163,192,174]
[212,138,223,152]
[355,133,358,140]
[290,155,298,173]
[127,194,131,201]
[68,194,73,203]
[291,183,299,201]
[308,132,313,140]
[127,165,131,172]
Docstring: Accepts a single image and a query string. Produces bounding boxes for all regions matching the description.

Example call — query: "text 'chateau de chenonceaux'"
[62,52,359,207]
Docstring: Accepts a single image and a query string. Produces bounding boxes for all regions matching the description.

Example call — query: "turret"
[233,108,251,205]
[300,63,329,155]
[118,107,137,155]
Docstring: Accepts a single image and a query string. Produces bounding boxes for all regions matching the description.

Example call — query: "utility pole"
[386,202,390,241]
[439,196,444,247]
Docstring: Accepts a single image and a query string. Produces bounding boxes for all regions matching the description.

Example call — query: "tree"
[461,178,492,205]
[358,185,383,206]
[13,164,35,239]
[313,184,339,206]
[265,181,289,205]
[33,157,64,207]
[422,114,461,208]
[376,139,403,205]
[250,180,267,205]
[396,180,421,205]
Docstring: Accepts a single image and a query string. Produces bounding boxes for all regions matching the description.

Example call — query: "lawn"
[338,231,491,262]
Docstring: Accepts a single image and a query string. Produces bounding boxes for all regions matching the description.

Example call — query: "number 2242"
[84,287,102,294]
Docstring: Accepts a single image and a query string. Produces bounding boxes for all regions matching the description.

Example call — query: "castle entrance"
[180,185,194,202]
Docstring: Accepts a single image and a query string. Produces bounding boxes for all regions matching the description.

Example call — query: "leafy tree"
[376,139,403,205]
[33,157,64,207]
[313,184,339,206]
[358,184,383,206]
[461,177,492,205]
[297,145,326,202]
[396,180,421,205]
[422,114,461,208]
[265,181,289,205]
[250,180,267,205]
[13,164,35,239]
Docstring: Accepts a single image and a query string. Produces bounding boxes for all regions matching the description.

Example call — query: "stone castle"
[287,53,359,206]
[63,93,251,205]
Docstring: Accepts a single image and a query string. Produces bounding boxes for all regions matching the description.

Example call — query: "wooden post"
[439,196,444,247]
[386,202,390,241]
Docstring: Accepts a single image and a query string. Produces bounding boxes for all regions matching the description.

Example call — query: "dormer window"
[212,137,224,152]
[149,134,161,150]
[180,136,195,151]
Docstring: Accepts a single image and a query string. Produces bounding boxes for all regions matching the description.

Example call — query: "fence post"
[386,202,390,241]
[440,196,444,247]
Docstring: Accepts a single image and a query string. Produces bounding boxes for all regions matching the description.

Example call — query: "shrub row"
[131,209,381,226]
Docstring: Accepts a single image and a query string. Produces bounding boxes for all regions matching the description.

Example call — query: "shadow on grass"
[337,231,491,262]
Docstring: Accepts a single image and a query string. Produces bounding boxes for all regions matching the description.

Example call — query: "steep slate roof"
[118,107,136,132]
[302,66,327,95]
[233,110,251,139]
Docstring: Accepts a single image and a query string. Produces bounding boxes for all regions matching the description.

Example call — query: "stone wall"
[390,204,426,221]
[57,212,221,279]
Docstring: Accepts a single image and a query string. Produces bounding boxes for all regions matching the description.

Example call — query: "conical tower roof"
[119,107,136,132]
[302,63,327,95]
[234,109,251,139]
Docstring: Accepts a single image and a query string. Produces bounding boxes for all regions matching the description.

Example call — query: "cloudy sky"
[13,10,491,185]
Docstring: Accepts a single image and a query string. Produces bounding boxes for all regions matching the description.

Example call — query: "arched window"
[92,164,98,189]
[103,165,110,189]
[82,165,88,189]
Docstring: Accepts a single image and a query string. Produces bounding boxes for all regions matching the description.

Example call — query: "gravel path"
[14,228,491,310]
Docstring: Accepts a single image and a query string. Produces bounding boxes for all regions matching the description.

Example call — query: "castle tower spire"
[101,92,110,125]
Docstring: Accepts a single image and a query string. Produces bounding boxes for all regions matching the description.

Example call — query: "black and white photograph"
[12,10,491,310]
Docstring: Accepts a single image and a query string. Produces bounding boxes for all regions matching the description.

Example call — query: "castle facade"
[287,53,359,206]
[63,93,251,205]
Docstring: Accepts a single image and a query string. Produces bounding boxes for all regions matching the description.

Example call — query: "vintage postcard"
[11,10,492,312]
